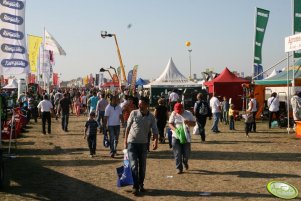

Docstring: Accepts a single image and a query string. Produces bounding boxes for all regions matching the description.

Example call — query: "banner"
[253,8,270,67]
[95,73,99,86]
[28,35,42,72]
[53,73,58,86]
[253,64,263,80]
[99,73,104,87]
[27,73,35,84]
[131,65,138,94]
[44,29,66,55]
[117,67,121,79]
[294,0,301,59]
[127,70,133,86]
[0,0,29,75]
[83,75,88,85]
[89,73,94,85]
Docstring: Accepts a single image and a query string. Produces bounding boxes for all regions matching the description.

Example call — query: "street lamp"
[101,31,127,83]
[100,67,113,80]
[185,41,192,80]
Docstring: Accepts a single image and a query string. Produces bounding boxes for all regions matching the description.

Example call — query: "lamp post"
[99,67,113,80]
[185,41,192,80]
[101,31,127,83]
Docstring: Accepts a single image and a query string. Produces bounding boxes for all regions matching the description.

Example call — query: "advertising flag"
[53,73,58,86]
[28,35,42,72]
[253,8,269,77]
[131,65,138,94]
[127,70,133,86]
[294,0,301,59]
[44,30,66,55]
[95,74,99,86]
[0,0,29,75]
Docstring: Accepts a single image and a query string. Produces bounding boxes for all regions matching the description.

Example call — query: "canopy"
[203,67,250,110]
[255,66,301,85]
[3,79,18,89]
[135,78,147,86]
[144,58,200,88]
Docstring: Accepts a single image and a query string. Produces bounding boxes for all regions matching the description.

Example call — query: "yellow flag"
[28,35,43,72]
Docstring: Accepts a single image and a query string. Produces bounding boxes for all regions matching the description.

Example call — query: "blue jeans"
[172,138,191,171]
[128,143,148,189]
[211,112,220,132]
[108,125,120,154]
[229,116,235,130]
[97,111,105,131]
[61,113,69,131]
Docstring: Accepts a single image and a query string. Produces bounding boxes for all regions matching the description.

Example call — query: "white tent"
[3,79,18,89]
[144,58,200,88]
[264,69,279,79]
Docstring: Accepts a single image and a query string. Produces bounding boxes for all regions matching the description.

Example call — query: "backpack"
[196,100,211,117]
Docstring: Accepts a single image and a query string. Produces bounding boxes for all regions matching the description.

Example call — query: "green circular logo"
[267,181,299,199]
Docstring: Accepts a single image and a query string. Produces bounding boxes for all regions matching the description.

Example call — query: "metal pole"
[113,34,127,83]
[287,52,290,134]
[188,49,192,79]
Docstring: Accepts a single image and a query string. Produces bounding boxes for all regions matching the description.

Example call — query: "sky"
[25,0,293,81]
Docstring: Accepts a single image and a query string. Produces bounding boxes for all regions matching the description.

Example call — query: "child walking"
[243,112,253,138]
[229,104,235,130]
[84,111,98,157]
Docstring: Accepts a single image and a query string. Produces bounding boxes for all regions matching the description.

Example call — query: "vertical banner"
[44,30,66,55]
[53,73,58,86]
[294,0,301,59]
[0,0,29,75]
[131,65,138,95]
[253,8,269,78]
[127,70,133,86]
[89,73,94,85]
[95,73,99,86]
[117,67,121,79]
[28,35,42,72]
[99,73,104,88]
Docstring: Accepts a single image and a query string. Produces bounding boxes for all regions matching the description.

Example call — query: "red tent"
[204,67,250,110]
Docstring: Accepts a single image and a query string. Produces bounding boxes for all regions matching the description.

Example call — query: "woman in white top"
[267,92,280,128]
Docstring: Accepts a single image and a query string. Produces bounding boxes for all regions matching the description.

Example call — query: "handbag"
[175,125,187,144]
[116,149,134,187]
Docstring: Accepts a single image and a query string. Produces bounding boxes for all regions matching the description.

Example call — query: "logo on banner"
[1,44,25,53]
[1,59,28,68]
[0,0,24,9]
[0,28,24,40]
[0,13,23,25]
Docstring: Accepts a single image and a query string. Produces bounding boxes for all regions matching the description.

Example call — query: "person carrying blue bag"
[124,97,158,196]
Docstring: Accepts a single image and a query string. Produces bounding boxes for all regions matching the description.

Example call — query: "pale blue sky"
[25,0,292,81]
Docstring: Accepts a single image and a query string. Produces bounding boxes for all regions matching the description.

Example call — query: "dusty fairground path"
[0,115,301,201]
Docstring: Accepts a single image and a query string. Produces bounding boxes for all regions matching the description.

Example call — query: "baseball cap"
[174,102,183,113]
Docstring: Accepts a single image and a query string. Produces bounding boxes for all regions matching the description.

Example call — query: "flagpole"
[292,0,295,93]
[43,27,46,92]
[252,7,257,83]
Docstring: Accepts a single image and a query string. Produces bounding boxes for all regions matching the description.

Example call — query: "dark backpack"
[196,100,211,117]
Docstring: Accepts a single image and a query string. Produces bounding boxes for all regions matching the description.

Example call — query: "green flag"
[254,8,270,65]
[294,0,301,59]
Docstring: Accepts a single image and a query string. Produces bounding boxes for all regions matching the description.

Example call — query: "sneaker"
[89,154,93,158]
[176,169,183,174]
[132,188,139,195]
[184,164,189,170]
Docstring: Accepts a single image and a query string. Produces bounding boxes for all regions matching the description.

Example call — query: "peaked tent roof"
[264,69,278,79]
[136,78,147,86]
[204,67,249,87]
[145,58,200,87]
[154,58,188,83]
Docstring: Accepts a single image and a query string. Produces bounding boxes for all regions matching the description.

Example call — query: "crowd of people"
[1,86,298,196]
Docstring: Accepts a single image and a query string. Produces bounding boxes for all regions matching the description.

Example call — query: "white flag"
[44,30,66,56]
[0,0,29,75]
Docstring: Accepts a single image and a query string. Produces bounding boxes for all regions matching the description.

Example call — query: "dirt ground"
[0,114,300,201]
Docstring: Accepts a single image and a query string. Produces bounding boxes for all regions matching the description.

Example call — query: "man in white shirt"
[37,95,53,134]
[169,89,179,111]
[210,93,221,133]
[267,92,280,128]
[104,96,124,158]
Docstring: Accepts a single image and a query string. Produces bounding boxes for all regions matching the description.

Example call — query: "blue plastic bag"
[116,159,133,187]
